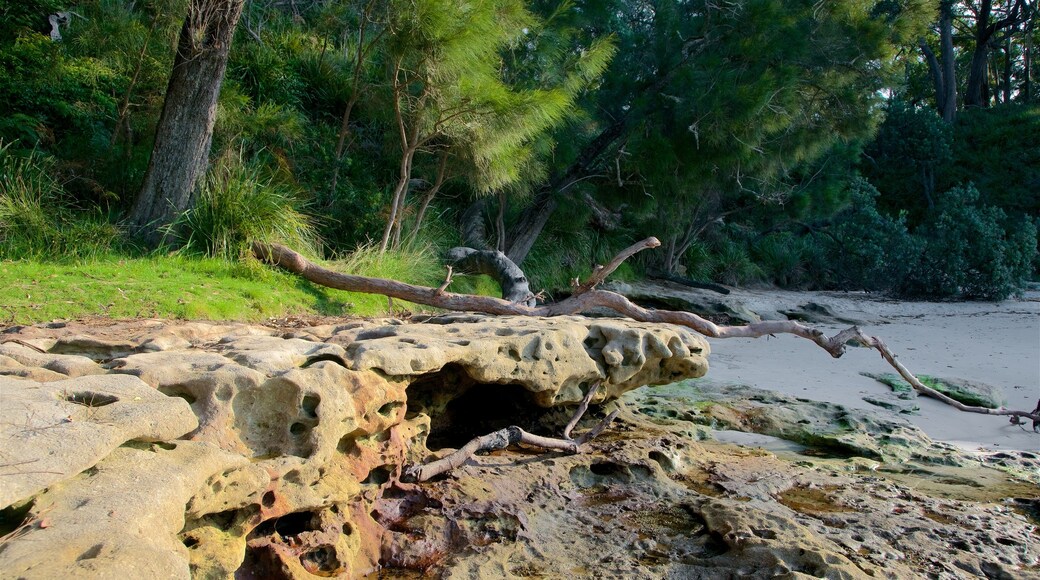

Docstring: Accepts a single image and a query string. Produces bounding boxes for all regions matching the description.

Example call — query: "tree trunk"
[128,0,246,245]
[940,0,957,121]
[1003,35,1013,103]
[503,119,628,264]
[920,39,947,116]
[965,0,1028,108]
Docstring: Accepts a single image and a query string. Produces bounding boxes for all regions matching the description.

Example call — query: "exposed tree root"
[403,383,619,482]
[253,239,1040,428]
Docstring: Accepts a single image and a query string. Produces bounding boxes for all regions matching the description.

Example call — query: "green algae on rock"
[864,372,1007,409]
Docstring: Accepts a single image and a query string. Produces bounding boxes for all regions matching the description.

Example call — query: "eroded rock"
[0,374,197,508]
[331,314,710,406]
[1,317,1033,579]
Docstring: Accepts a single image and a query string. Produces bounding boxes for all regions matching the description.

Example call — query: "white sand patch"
[704,289,1040,451]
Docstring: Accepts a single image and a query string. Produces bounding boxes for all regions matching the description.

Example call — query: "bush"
[899,184,1036,300]
[175,156,319,260]
[825,178,920,292]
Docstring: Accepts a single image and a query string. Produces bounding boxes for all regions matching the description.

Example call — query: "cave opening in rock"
[406,363,556,449]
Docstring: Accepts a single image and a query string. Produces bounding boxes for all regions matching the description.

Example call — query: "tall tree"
[920,0,958,121]
[128,0,246,243]
[963,0,1031,107]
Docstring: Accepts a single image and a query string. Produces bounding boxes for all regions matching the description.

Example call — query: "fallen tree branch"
[402,382,617,482]
[252,240,1040,427]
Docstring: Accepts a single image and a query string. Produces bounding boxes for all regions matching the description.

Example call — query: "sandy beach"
[702,288,1040,452]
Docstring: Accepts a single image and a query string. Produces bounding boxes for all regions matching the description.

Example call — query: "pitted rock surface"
[330,314,710,406]
[0,318,1035,579]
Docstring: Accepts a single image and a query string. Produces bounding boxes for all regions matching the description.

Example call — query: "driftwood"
[444,247,535,306]
[252,238,1040,430]
[402,382,619,482]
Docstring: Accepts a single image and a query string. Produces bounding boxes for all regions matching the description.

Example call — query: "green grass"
[0,251,502,325]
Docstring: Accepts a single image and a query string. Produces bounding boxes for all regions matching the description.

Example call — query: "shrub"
[825,178,920,292]
[175,156,319,260]
[899,185,1037,300]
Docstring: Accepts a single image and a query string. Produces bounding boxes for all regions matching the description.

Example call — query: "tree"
[128,0,246,244]
[377,0,612,252]
[920,0,958,121]
[502,0,931,269]
[962,0,1032,108]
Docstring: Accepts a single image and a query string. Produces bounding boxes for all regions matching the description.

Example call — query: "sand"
[703,288,1040,452]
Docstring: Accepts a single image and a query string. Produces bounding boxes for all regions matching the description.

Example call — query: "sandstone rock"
[0,375,197,508]
[625,380,963,464]
[862,394,920,414]
[219,335,347,376]
[332,314,709,406]
[0,354,68,381]
[0,441,247,579]
[0,343,104,378]
[865,373,1007,409]
[49,334,140,360]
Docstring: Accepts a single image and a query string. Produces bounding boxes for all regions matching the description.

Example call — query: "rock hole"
[362,466,392,486]
[495,328,513,336]
[342,522,353,535]
[302,394,320,418]
[289,422,308,436]
[262,491,276,508]
[649,450,675,472]
[158,386,197,405]
[412,378,541,449]
[300,545,342,576]
[590,462,628,477]
[183,537,199,549]
[284,470,302,485]
[77,543,104,561]
[152,441,177,451]
[378,401,402,417]
[64,392,118,407]
[751,528,777,539]
[451,340,471,346]
[249,510,320,541]
[337,429,366,454]
[0,500,34,538]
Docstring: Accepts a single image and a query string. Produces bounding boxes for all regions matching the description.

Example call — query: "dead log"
[444,247,535,307]
[252,239,1040,428]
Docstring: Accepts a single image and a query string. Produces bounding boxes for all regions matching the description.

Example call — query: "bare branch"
[253,240,1040,426]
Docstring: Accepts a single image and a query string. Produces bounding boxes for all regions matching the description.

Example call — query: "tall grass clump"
[0,143,120,259]
[176,155,319,260]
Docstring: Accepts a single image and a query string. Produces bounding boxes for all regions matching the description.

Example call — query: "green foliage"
[175,155,319,260]
[862,101,952,222]
[947,104,1040,216]
[899,185,1036,300]
[0,145,120,259]
[826,179,920,292]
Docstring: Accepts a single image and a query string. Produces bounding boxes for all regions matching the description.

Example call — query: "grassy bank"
[0,251,501,325]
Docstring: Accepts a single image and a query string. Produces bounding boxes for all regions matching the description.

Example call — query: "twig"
[253,240,1040,426]
[404,382,618,482]
[435,266,454,295]
[563,381,601,440]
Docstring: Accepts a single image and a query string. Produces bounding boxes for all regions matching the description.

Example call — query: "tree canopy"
[0,0,1036,299]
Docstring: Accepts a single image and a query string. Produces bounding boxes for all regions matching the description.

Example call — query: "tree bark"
[128,0,246,245]
[940,1,957,121]
[444,247,535,306]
